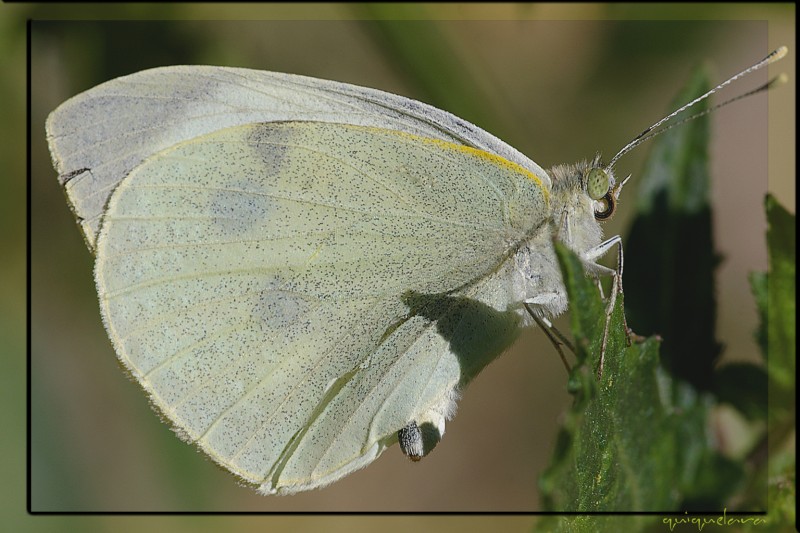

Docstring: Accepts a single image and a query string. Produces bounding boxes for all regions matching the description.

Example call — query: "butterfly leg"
[523,300,574,373]
[581,235,629,378]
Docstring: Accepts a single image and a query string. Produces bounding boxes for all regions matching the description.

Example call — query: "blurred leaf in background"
[624,66,722,391]
[0,4,26,533]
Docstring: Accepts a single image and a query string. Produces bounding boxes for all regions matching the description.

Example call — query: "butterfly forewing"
[46,66,550,250]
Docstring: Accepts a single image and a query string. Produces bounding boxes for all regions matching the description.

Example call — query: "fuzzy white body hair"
[511,156,614,324]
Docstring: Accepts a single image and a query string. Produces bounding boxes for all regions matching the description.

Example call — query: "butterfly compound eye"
[585,167,610,200]
[584,167,615,220]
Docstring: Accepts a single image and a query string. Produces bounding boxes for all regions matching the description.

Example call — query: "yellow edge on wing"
[354,125,548,197]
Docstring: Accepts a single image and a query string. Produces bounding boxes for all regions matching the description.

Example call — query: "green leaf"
[538,68,753,527]
[734,196,796,526]
[538,246,744,532]
[763,195,795,398]
[764,456,796,531]
[541,244,682,514]
[535,514,652,533]
[748,195,795,437]
[623,66,722,391]
[762,196,795,468]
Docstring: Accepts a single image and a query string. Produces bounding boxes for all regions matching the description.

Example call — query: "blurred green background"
[4,1,795,529]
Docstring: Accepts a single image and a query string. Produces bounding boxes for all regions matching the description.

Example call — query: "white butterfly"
[45,47,785,494]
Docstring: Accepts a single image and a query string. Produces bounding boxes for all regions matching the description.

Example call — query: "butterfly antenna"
[607,46,787,171]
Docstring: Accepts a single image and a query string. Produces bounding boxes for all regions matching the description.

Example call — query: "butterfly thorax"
[508,155,616,321]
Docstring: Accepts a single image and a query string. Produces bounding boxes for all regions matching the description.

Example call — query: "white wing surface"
[46,65,551,250]
[94,121,549,493]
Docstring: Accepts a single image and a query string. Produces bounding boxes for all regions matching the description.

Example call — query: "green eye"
[585,167,610,200]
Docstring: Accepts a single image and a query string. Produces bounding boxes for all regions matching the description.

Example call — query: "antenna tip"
[771,46,788,63]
